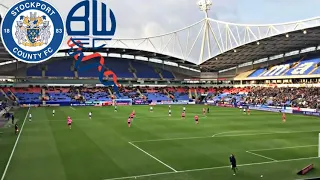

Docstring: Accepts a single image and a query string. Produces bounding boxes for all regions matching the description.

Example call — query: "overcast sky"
[1,0,319,39]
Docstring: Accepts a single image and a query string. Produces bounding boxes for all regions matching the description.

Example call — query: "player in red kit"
[194,115,199,124]
[247,108,250,115]
[128,117,131,127]
[130,113,134,121]
[181,111,185,119]
[282,112,286,122]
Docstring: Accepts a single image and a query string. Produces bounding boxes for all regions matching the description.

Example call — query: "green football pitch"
[0,105,320,180]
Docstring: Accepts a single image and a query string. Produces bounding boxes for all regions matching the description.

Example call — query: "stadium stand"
[25,58,177,79]
[245,87,320,109]
[7,87,42,103]
[3,85,319,110]
[26,65,42,77]
[131,61,160,79]
[249,57,320,78]
[105,58,134,78]
[45,60,75,77]
[161,69,175,79]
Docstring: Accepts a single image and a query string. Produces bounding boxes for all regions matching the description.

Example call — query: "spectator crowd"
[0,86,319,109]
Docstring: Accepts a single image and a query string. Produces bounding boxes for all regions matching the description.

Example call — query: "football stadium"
[0,0,320,180]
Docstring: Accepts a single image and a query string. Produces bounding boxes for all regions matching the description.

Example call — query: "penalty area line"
[1,107,30,180]
[128,142,177,172]
[102,156,319,180]
[248,144,318,152]
[132,130,320,143]
[246,151,277,162]
[70,107,76,110]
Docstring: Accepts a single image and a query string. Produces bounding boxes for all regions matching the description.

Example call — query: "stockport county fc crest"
[17,12,51,47]
[1,0,65,63]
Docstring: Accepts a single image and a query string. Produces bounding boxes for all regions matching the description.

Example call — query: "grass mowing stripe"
[246,151,277,161]
[128,142,177,172]
[102,156,319,180]
[249,144,318,152]
[1,107,30,180]
[131,129,320,143]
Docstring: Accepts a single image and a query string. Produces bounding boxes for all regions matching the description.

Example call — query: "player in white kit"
[52,109,55,117]
[89,112,92,119]
[29,113,32,122]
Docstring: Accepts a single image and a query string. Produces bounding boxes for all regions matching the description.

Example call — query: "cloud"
[1,0,319,39]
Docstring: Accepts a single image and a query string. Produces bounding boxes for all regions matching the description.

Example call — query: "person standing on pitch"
[14,123,19,135]
[11,114,14,124]
[229,154,238,175]
[89,111,92,120]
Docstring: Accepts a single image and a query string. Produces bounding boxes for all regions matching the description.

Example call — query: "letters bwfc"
[66,0,120,94]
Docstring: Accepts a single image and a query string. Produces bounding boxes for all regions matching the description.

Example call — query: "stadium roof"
[200,26,320,72]
[0,3,320,73]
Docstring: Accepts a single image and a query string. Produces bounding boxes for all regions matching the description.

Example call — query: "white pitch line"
[70,107,76,110]
[249,144,318,152]
[217,130,320,138]
[212,131,234,137]
[296,176,320,180]
[1,107,30,180]
[102,156,319,180]
[212,130,254,137]
[128,142,177,172]
[131,135,212,143]
[246,151,277,161]
[131,130,320,143]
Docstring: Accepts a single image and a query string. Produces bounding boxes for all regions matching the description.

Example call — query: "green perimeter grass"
[0,105,320,180]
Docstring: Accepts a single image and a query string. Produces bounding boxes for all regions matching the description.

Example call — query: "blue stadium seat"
[105,58,134,78]
[162,70,174,79]
[174,92,189,100]
[249,68,266,77]
[312,66,320,74]
[45,60,74,77]
[82,92,111,101]
[144,93,170,101]
[27,65,42,76]
[249,57,320,77]
[15,93,41,103]
[47,93,72,102]
[76,58,134,78]
[285,58,320,75]
[131,61,159,78]
[77,58,101,78]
